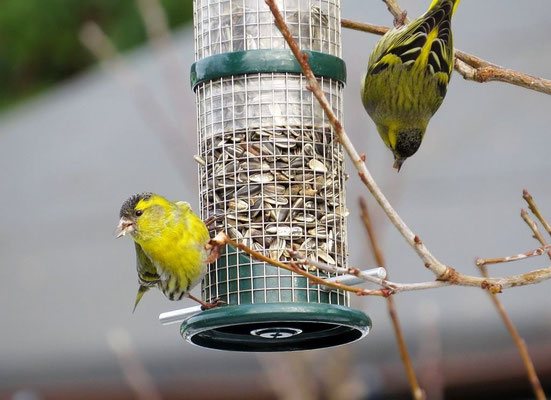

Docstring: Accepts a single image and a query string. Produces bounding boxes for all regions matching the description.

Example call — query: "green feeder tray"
[181,303,371,352]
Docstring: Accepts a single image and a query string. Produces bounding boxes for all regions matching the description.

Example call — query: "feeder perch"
[179,0,371,351]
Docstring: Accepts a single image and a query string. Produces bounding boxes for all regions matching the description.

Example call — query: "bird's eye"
[135,210,143,217]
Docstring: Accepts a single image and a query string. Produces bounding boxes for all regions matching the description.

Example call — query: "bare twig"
[341,19,388,35]
[478,265,547,400]
[213,233,385,296]
[288,249,451,293]
[381,0,408,23]
[217,229,551,294]
[476,244,551,267]
[342,11,551,95]
[523,190,551,238]
[359,198,426,400]
[289,250,391,288]
[521,209,549,252]
[454,50,551,95]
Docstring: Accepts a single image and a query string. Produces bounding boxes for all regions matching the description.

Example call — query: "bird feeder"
[182,0,371,351]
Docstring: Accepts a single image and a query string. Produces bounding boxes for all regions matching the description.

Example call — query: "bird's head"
[116,192,169,240]
[378,124,425,172]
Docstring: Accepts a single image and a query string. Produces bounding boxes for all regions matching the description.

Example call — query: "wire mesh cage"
[183,0,371,351]
[194,0,342,58]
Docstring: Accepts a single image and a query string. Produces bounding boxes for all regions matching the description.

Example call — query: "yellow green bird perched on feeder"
[116,192,223,312]
[361,0,460,171]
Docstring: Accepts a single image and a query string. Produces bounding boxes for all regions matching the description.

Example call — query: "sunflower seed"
[308,159,327,173]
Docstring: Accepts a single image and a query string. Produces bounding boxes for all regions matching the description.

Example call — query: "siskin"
[116,192,221,311]
[361,0,460,171]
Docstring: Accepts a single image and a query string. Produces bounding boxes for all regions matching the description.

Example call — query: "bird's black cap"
[120,192,152,218]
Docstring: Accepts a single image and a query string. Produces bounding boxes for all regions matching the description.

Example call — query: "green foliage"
[0,0,193,110]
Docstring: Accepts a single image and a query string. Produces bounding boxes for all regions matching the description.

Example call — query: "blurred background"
[1,0,551,398]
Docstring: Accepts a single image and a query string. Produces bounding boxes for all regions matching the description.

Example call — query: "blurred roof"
[1,0,551,398]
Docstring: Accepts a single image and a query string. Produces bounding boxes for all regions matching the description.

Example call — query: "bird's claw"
[200,298,226,311]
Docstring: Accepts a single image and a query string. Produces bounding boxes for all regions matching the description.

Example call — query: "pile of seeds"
[198,125,348,269]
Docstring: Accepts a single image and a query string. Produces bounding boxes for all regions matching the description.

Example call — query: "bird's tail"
[428,0,460,16]
[133,285,150,313]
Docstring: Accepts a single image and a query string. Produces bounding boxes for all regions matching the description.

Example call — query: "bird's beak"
[115,217,135,238]
[393,158,405,172]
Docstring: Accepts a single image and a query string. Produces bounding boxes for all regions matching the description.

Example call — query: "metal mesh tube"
[193,0,348,307]
[194,0,341,59]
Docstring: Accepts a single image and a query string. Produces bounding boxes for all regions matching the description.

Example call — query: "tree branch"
[212,233,386,297]
[476,244,551,267]
[523,190,551,238]
[521,209,550,253]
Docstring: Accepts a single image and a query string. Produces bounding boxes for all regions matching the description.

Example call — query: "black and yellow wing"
[133,242,160,312]
[367,0,455,82]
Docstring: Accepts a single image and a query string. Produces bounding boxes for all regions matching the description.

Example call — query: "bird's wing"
[135,242,160,285]
[368,2,454,78]
[133,242,160,312]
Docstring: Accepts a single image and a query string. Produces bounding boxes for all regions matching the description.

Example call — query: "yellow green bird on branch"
[361,0,460,171]
[116,192,223,312]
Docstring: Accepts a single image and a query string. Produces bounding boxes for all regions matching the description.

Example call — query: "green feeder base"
[181,303,371,352]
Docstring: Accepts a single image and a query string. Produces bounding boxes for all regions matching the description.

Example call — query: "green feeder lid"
[190,49,347,89]
[181,303,371,352]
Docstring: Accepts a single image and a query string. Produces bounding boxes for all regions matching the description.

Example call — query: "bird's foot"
[188,294,226,310]
[200,297,226,311]
[393,10,407,28]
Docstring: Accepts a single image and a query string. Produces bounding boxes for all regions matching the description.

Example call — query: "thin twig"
[219,230,551,294]
[475,244,551,267]
[523,190,551,238]
[381,0,409,23]
[341,18,388,35]
[359,198,426,400]
[342,12,551,95]
[289,250,391,288]
[213,233,385,296]
[454,50,551,95]
[478,265,547,400]
[290,250,453,293]
[521,209,550,251]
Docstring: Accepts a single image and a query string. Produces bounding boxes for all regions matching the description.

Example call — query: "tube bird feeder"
[183,0,371,351]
